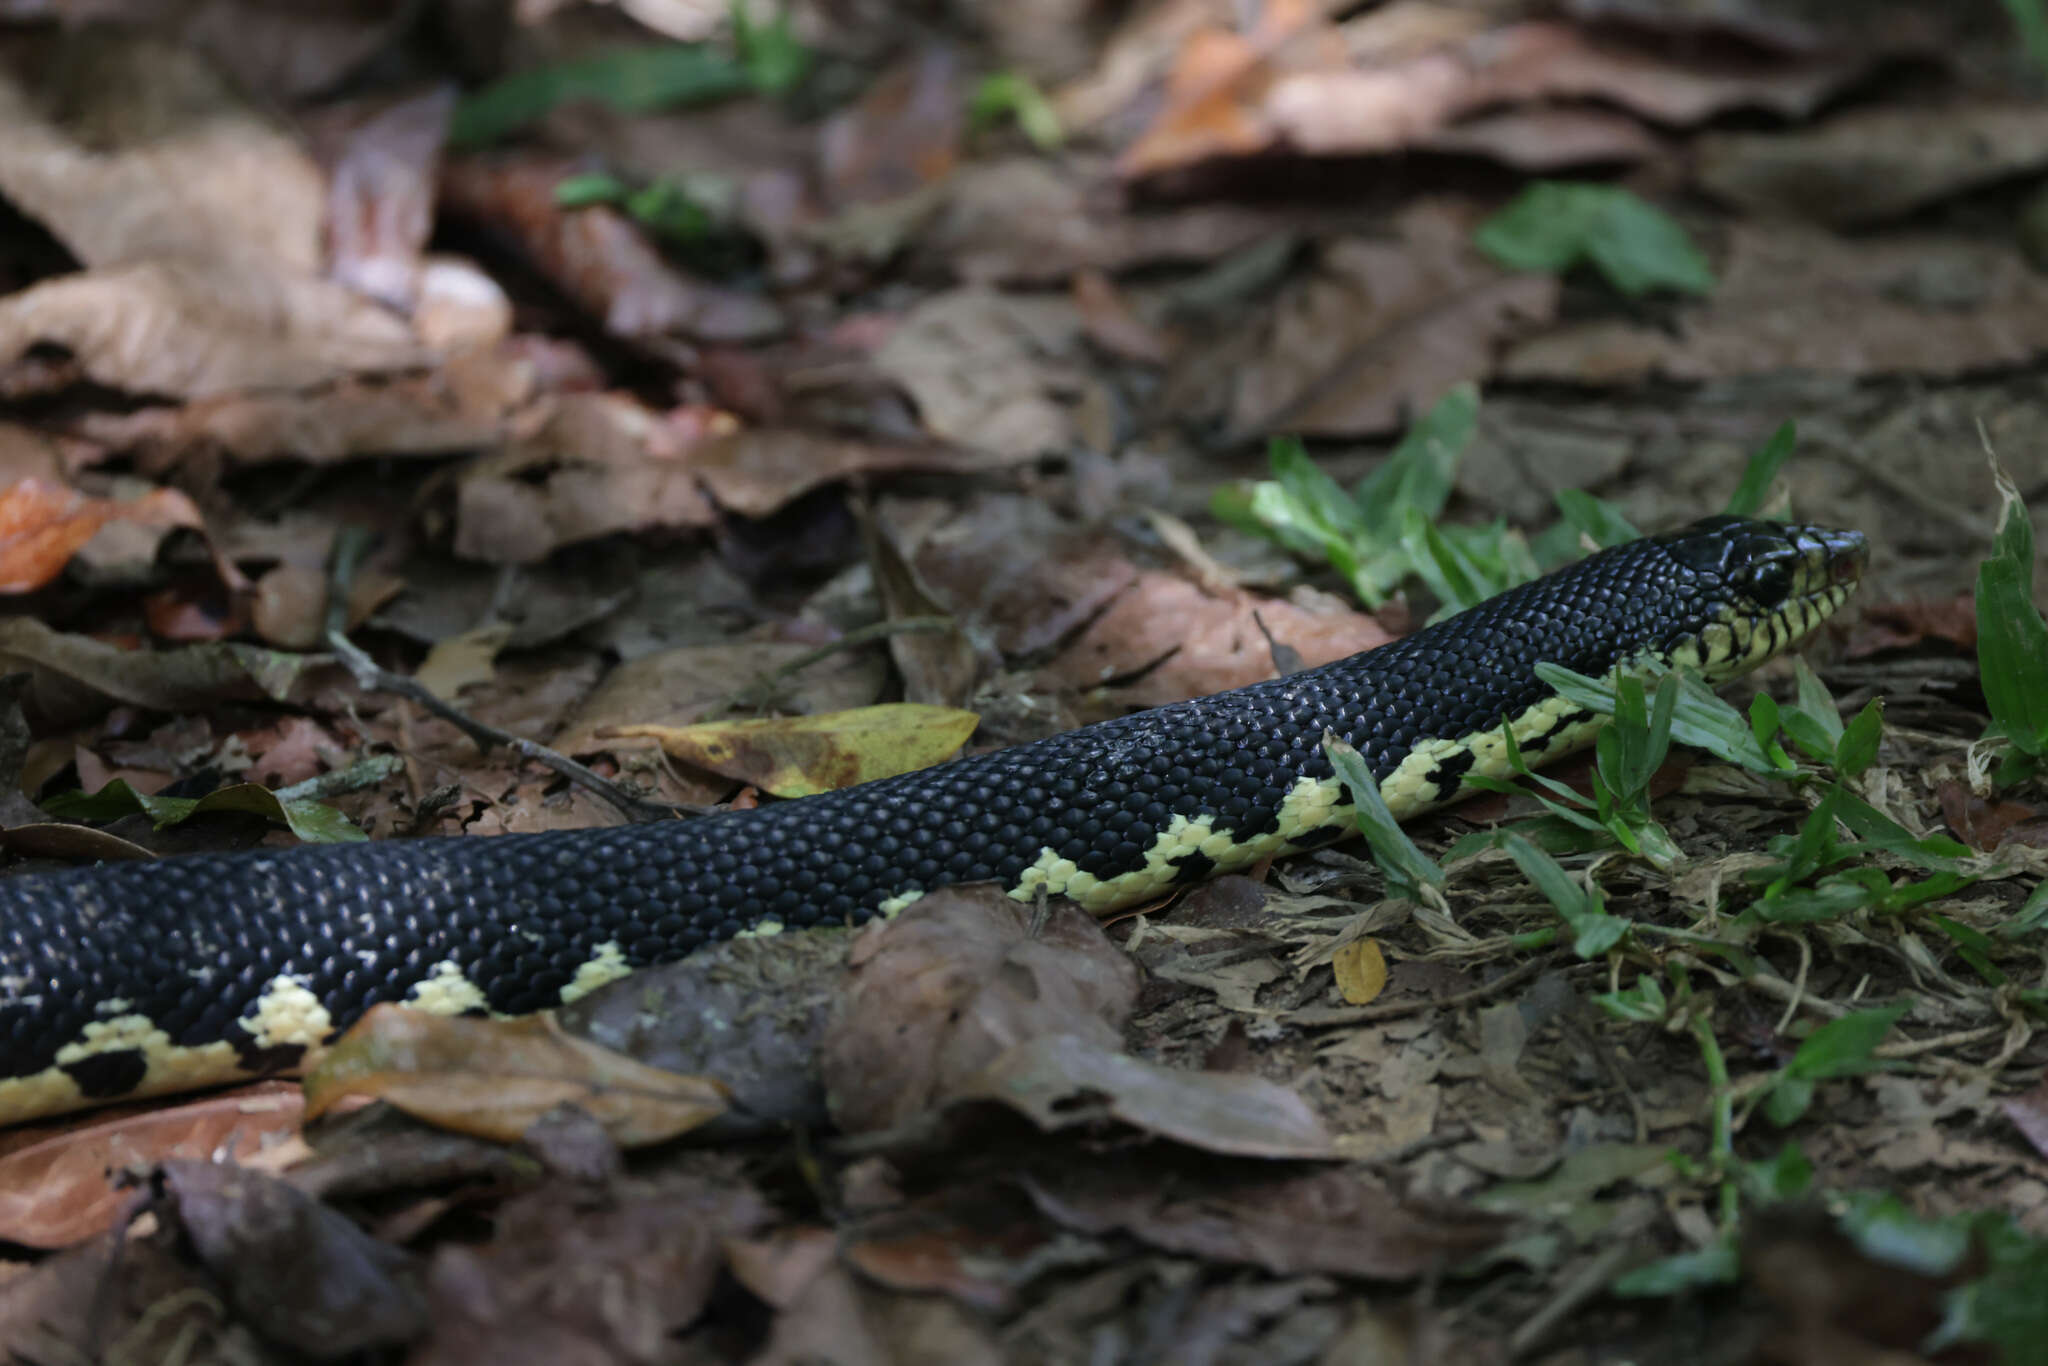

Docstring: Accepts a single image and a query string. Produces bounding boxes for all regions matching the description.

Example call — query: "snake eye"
[1743,559,1795,606]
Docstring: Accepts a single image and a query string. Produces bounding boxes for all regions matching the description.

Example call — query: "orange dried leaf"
[613,703,979,798]
[0,478,206,594]
[303,1005,728,1147]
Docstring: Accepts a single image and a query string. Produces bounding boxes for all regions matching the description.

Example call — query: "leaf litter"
[0,0,2044,1360]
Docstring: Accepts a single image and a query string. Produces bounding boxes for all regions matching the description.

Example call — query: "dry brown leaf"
[452,392,722,561]
[439,157,784,342]
[0,34,325,272]
[959,1034,1336,1158]
[0,1084,301,1248]
[1503,224,2048,384]
[751,1258,1008,1366]
[1038,571,1395,708]
[857,501,979,707]
[914,497,1140,656]
[817,45,966,210]
[823,887,1141,1135]
[415,1173,770,1365]
[303,1005,731,1146]
[149,1158,428,1354]
[553,637,888,755]
[314,85,458,311]
[922,157,1287,285]
[613,703,979,798]
[1417,106,1664,170]
[1938,780,2042,853]
[1119,16,1883,178]
[871,289,1080,460]
[0,260,426,399]
[690,428,995,518]
[1697,102,2048,229]
[1025,1158,1507,1275]
[415,623,514,701]
[75,344,534,466]
[1163,202,1557,441]
[0,616,311,728]
[1846,594,1978,658]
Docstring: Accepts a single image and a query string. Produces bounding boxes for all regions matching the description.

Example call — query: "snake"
[0,515,1865,1123]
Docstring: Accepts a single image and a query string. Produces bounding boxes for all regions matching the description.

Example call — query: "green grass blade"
[1725,422,1796,517]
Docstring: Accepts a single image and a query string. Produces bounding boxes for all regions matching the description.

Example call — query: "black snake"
[0,515,1867,1121]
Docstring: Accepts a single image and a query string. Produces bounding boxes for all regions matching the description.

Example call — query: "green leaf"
[1930,914,2009,986]
[42,777,368,845]
[1764,1004,1906,1125]
[1552,489,1640,549]
[1502,834,1628,956]
[1975,457,2048,763]
[1835,699,1885,779]
[1790,658,1845,747]
[1540,662,1778,774]
[1998,879,2048,938]
[1474,182,1715,298]
[553,172,630,207]
[1725,421,1796,517]
[1325,734,1446,899]
[968,72,1063,151]
[733,1,811,95]
[1833,792,1971,870]
[1738,1141,1815,1203]
[1610,1237,1739,1297]
[451,45,753,147]
[1355,383,1477,525]
[1593,974,1667,1023]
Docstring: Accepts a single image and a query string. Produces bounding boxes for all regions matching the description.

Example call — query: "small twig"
[323,527,686,824]
[272,753,403,804]
[1509,1239,1642,1359]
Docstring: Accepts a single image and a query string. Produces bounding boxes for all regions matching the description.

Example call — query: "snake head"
[1655,515,1867,680]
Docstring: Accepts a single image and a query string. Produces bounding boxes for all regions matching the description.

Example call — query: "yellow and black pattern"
[0,516,1866,1121]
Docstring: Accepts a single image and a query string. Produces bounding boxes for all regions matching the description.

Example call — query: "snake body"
[0,516,1865,1121]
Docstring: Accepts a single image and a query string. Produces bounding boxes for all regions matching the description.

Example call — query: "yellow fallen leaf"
[303,1005,729,1146]
[1332,939,1388,1006]
[611,703,979,797]
[414,622,513,700]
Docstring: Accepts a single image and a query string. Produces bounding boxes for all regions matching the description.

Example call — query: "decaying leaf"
[957,1034,1337,1158]
[149,1158,429,1356]
[0,616,312,728]
[42,776,368,845]
[614,703,979,798]
[304,1006,730,1146]
[415,1173,771,1365]
[1503,224,2048,383]
[823,887,1141,1134]
[1025,1158,1507,1277]
[1038,571,1395,708]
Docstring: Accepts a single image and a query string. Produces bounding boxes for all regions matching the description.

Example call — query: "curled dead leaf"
[304,1005,729,1147]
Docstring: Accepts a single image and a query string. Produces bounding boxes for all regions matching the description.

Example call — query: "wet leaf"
[614,702,978,798]
[304,1006,730,1146]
